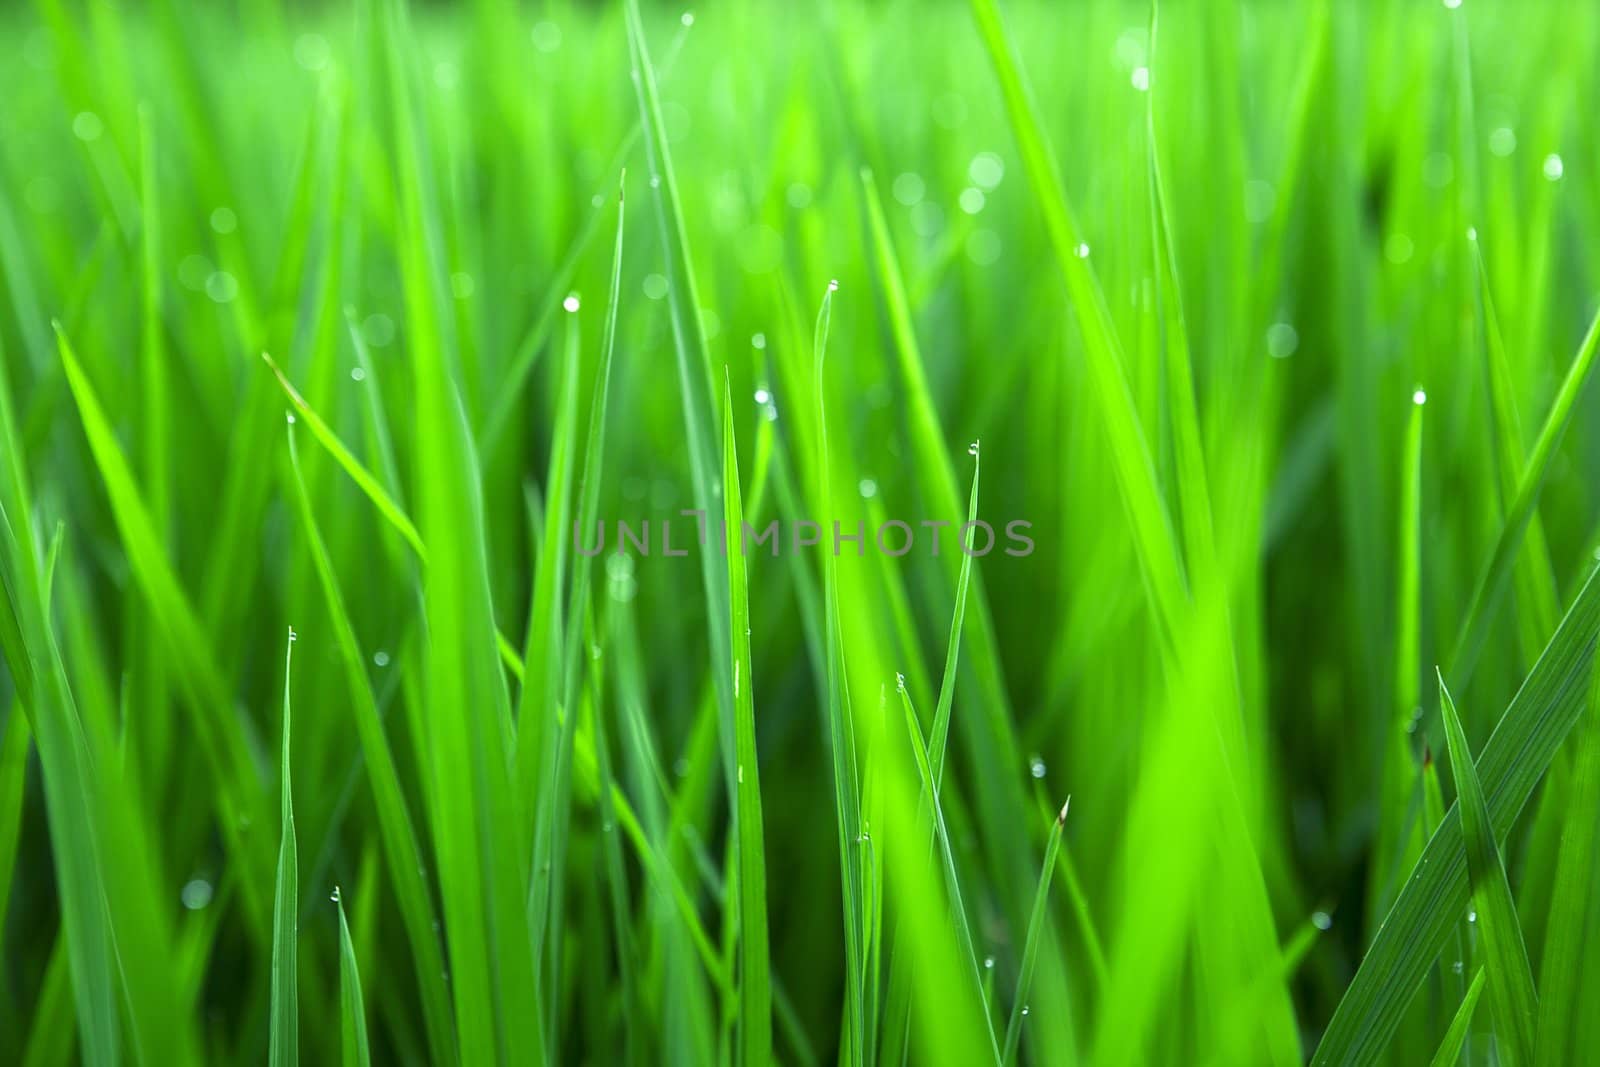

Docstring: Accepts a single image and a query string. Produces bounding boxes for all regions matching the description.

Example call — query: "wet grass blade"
[1000,799,1068,1067]
[335,889,372,1067]
[897,684,999,1063]
[270,629,299,1067]
[1436,672,1537,1065]
[1428,967,1485,1067]
[811,283,869,1065]
[723,371,773,1067]
[264,352,424,560]
[284,427,456,1066]
[1313,566,1600,1064]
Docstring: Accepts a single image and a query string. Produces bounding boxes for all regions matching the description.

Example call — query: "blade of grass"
[723,370,773,1067]
[1000,799,1069,1067]
[284,426,456,1067]
[1448,304,1600,689]
[811,282,869,1066]
[54,323,271,933]
[1429,967,1486,1067]
[335,888,372,1067]
[1436,672,1537,1065]
[1532,647,1600,1067]
[1314,566,1600,1064]
[897,682,999,1063]
[270,629,299,1067]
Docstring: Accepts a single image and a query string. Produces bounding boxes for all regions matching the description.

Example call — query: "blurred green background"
[3,0,1600,1064]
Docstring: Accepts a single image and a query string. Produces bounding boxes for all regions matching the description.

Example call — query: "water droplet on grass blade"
[968,151,1005,189]
[563,294,581,312]
[181,879,214,910]
[892,172,926,206]
[1544,153,1565,181]
[1312,910,1332,931]
[373,650,390,667]
[1413,388,1427,405]
[205,271,239,304]
[350,367,366,382]
[73,111,103,141]
[1131,66,1150,91]
[1029,755,1047,779]
[1266,322,1299,359]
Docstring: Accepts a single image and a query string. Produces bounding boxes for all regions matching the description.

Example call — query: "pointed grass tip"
[1057,796,1071,826]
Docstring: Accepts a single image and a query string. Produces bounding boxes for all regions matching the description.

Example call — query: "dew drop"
[72,111,103,142]
[1312,910,1332,931]
[751,332,767,349]
[895,672,906,693]
[1413,388,1427,406]
[858,478,877,499]
[1021,1005,1031,1017]
[892,172,926,207]
[968,440,980,456]
[530,21,562,53]
[1266,322,1299,359]
[350,366,367,382]
[827,278,840,292]
[1543,153,1565,181]
[1029,755,1047,779]
[331,885,342,903]
[205,271,239,304]
[373,650,390,668]
[968,152,1005,190]
[1131,66,1150,91]
[680,11,695,26]
[1074,242,1091,259]
[984,955,995,970]
[563,294,581,313]
[180,878,214,910]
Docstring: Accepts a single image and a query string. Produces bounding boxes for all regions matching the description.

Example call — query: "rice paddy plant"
[3,0,1600,1064]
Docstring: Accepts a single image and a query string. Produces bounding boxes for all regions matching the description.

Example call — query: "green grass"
[4,1,1600,1064]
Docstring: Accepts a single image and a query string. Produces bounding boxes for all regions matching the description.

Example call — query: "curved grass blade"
[1429,967,1486,1067]
[263,352,424,560]
[1437,673,1537,1064]
[1001,799,1069,1067]
[1313,567,1600,1064]
[335,888,372,1067]
[270,629,299,1067]
[723,371,773,1067]
[55,323,271,933]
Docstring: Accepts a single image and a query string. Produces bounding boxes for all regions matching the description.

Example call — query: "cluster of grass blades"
[3,0,1600,1064]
